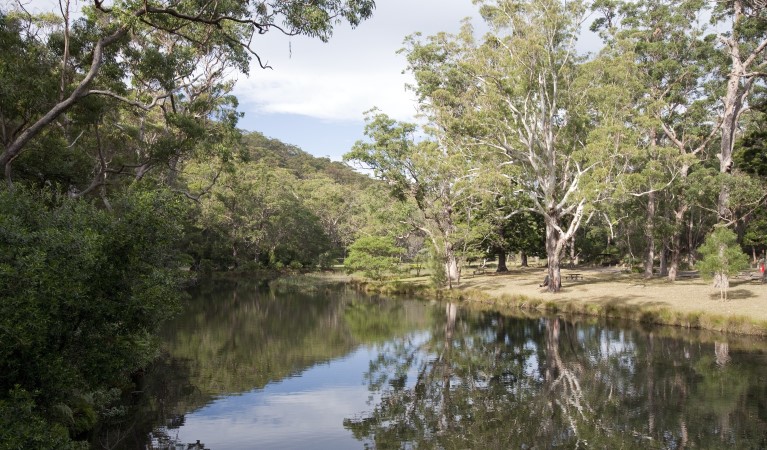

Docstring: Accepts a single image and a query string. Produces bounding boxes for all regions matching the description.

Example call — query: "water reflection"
[346,306,767,449]
[95,280,767,449]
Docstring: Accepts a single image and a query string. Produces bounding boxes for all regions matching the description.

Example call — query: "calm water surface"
[104,278,767,449]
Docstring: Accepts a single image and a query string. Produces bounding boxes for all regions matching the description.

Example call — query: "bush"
[0,387,85,450]
[696,227,750,300]
[344,236,403,280]
[428,244,447,287]
[0,186,186,443]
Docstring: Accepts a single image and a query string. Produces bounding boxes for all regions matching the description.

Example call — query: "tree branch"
[0,25,129,182]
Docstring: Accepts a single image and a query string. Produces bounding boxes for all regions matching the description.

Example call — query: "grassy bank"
[323,267,767,336]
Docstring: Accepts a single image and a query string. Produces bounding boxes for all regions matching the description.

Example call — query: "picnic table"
[565,273,583,281]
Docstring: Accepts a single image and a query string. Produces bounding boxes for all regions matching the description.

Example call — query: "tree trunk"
[568,237,577,268]
[659,243,668,277]
[687,211,698,267]
[668,204,688,281]
[520,251,529,267]
[717,4,750,223]
[444,242,460,288]
[545,219,563,293]
[668,237,681,281]
[167,155,180,186]
[496,249,509,272]
[644,191,656,278]
[718,100,737,223]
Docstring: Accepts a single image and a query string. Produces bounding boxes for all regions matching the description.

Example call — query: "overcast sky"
[233,1,484,161]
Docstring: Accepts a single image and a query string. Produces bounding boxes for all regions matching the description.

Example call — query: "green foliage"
[697,227,750,299]
[345,110,481,286]
[734,93,767,178]
[426,243,448,287]
[0,185,185,444]
[0,387,85,450]
[183,132,371,271]
[742,206,767,254]
[0,0,377,179]
[344,236,403,280]
[697,228,750,280]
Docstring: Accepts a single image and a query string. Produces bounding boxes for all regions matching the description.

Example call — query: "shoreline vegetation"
[306,267,767,336]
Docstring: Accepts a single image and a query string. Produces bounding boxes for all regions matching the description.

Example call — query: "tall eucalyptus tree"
[711,0,767,222]
[345,111,481,287]
[593,0,722,280]
[404,0,626,292]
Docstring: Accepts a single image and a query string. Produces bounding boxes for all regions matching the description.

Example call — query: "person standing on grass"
[760,259,765,283]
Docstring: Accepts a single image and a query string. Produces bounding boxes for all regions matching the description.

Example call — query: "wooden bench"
[565,273,583,281]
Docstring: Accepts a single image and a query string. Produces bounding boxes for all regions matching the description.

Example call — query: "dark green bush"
[0,186,186,445]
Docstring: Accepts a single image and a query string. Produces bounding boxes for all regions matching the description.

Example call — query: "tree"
[0,0,375,186]
[696,227,750,300]
[188,159,332,269]
[345,111,480,288]
[410,0,618,292]
[592,0,725,281]
[344,235,403,280]
[299,175,363,260]
[710,0,767,222]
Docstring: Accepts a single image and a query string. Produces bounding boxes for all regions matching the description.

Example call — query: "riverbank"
[316,267,767,336]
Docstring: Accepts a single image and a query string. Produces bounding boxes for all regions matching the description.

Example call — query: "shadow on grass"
[585,296,671,315]
[460,269,636,292]
[707,289,756,301]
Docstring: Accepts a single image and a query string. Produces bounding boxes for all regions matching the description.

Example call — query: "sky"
[15,0,482,160]
[232,0,484,161]
[18,0,600,162]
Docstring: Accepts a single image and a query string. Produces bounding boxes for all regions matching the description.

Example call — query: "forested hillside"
[181,130,377,272]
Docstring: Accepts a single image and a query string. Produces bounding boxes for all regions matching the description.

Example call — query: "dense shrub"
[0,186,186,445]
[344,236,403,280]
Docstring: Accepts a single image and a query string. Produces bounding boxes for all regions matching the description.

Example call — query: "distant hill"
[241,131,371,186]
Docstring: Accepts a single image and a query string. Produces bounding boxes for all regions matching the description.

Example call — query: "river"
[96,277,767,449]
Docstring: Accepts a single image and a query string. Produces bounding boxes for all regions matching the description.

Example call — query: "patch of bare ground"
[453,267,767,335]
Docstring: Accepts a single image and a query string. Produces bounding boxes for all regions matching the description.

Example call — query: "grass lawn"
[457,266,767,320]
[327,265,767,335]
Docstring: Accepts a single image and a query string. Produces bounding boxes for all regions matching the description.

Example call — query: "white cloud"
[18,0,482,124]
[232,0,483,124]
[235,68,417,122]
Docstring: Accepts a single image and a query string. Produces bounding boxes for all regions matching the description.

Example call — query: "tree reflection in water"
[93,281,767,449]
[345,306,767,449]
[93,279,435,449]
